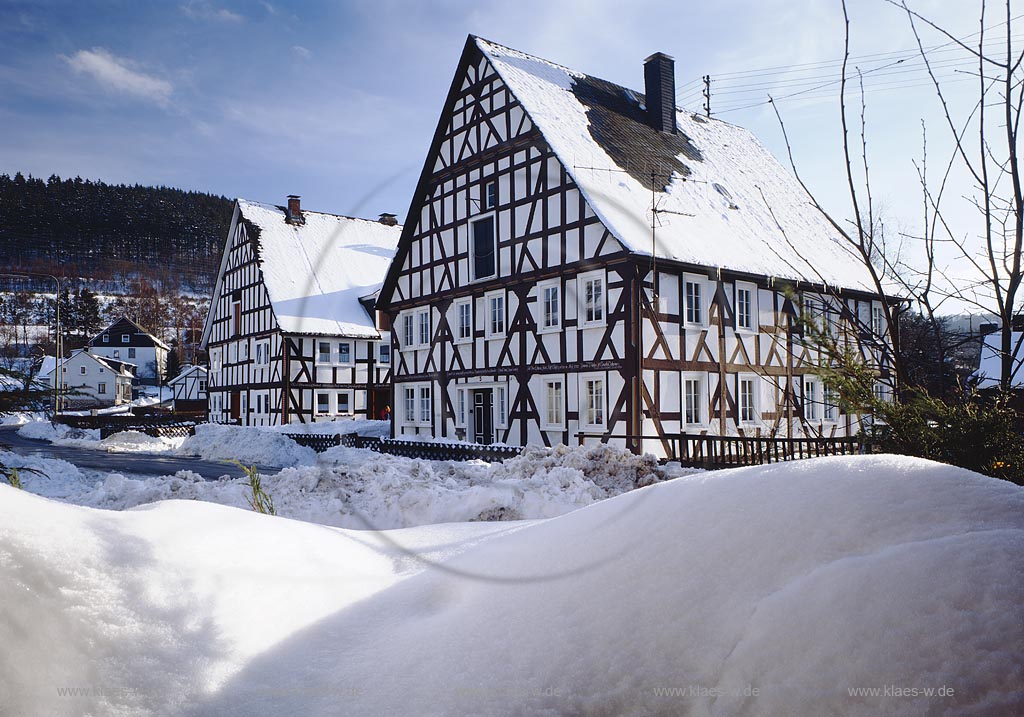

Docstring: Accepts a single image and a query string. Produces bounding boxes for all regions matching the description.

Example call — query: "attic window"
[623,88,645,110]
[102,334,109,343]
[121,334,130,343]
[713,182,739,210]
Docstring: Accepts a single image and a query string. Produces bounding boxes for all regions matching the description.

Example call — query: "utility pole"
[703,75,712,118]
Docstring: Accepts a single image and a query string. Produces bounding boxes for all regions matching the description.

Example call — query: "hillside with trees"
[0,172,232,291]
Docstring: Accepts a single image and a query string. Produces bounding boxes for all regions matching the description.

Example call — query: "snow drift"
[1,454,1021,716]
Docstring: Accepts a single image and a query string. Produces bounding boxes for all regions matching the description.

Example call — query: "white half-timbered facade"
[168,364,208,412]
[201,197,401,426]
[378,37,894,457]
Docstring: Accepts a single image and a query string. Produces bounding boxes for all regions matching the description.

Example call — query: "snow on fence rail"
[578,432,864,467]
[283,432,525,462]
[56,414,198,440]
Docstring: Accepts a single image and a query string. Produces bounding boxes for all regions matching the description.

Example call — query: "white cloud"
[180,1,243,23]
[292,45,312,60]
[63,48,173,106]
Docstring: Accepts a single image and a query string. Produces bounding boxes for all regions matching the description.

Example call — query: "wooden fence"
[578,432,863,468]
[56,414,198,440]
[283,432,524,462]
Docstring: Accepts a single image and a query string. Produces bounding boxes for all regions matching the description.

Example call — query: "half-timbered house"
[377,36,893,456]
[168,364,208,413]
[201,196,401,426]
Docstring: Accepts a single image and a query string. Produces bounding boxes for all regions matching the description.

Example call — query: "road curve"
[0,425,280,480]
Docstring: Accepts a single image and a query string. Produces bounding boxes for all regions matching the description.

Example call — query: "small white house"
[168,365,208,412]
[89,316,170,386]
[46,349,134,409]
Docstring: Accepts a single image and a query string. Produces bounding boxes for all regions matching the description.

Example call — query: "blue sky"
[0,0,989,251]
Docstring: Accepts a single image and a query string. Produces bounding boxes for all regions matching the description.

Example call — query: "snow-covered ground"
[0,454,1020,715]
[4,442,676,530]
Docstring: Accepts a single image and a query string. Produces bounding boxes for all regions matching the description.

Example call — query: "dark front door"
[473,389,493,444]
[229,391,240,423]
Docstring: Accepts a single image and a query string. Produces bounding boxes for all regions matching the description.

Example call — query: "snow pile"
[177,422,317,467]
[1,455,1021,716]
[18,420,100,442]
[0,450,98,499]
[97,430,182,453]
[264,416,390,438]
[52,444,684,529]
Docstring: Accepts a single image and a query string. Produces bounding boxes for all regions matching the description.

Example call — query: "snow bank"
[54,443,677,529]
[18,420,100,442]
[97,430,182,453]
[177,423,317,467]
[0,450,99,499]
[1,455,1020,716]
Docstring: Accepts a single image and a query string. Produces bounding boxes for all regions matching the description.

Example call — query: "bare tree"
[895,0,1024,390]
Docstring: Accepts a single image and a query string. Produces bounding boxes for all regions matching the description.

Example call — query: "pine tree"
[164,344,182,385]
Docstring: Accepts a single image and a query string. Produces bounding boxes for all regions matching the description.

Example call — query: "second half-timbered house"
[377,36,894,456]
[201,196,401,426]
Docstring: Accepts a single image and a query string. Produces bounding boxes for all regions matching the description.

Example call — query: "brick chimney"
[378,213,398,226]
[644,52,677,134]
[286,195,304,225]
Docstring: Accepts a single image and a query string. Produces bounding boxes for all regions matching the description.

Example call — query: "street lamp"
[0,272,62,416]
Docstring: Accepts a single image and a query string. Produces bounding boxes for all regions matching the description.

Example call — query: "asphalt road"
[0,425,279,480]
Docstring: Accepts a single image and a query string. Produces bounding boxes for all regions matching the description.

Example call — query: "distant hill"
[0,172,233,292]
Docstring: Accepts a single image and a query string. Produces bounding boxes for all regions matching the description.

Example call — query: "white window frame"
[97,382,106,394]
[418,385,432,425]
[542,378,565,430]
[579,271,606,327]
[496,385,508,428]
[416,309,431,347]
[113,349,120,359]
[254,340,270,367]
[402,386,417,425]
[402,313,415,348]
[454,299,473,343]
[455,387,468,428]
[538,280,561,332]
[102,334,109,343]
[871,304,886,338]
[317,341,332,364]
[337,341,352,366]
[735,282,757,332]
[738,375,759,425]
[378,342,391,364]
[336,391,351,415]
[316,391,331,415]
[80,365,87,375]
[824,386,838,422]
[580,373,606,429]
[485,291,505,338]
[121,334,130,343]
[198,379,207,393]
[469,213,497,281]
[803,377,820,422]
[483,179,497,210]
[684,274,705,327]
[682,372,707,426]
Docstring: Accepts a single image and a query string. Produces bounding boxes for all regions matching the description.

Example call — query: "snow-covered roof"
[474,38,876,292]
[167,364,208,385]
[42,350,134,377]
[973,331,1024,389]
[238,199,401,338]
[92,316,170,351]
